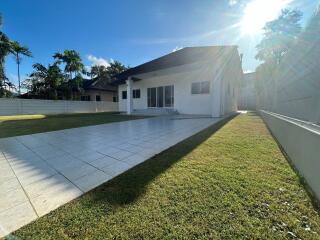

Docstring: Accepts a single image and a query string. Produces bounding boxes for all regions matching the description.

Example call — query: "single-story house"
[113,46,243,117]
[78,78,118,102]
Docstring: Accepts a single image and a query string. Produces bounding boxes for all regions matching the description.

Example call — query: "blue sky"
[1,0,319,87]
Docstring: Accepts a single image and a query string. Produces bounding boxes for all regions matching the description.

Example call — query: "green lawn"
[8,113,320,239]
[0,112,145,138]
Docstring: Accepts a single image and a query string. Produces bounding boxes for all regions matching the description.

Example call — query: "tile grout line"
[15,137,85,200]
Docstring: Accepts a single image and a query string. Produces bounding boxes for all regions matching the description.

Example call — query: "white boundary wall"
[0,98,118,116]
[261,110,320,200]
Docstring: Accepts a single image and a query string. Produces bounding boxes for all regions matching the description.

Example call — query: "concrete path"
[0,115,223,237]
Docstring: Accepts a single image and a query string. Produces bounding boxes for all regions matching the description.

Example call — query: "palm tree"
[27,63,65,99]
[107,60,129,77]
[10,41,32,95]
[90,65,109,79]
[53,50,84,80]
[0,14,12,96]
[53,50,85,99]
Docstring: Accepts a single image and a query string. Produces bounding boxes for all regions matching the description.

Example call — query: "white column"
[126,77,133,114]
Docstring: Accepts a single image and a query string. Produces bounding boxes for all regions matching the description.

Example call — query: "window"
[122,91,127,99]
[112,94,118,102]
[157,87,164,107]
[96,95,101,101]
[191,81,210,94]
[165,85,174,107]
[80,95,90,101]
[148,88,157,107]
[133,89,141,99]
[148,85,174,108]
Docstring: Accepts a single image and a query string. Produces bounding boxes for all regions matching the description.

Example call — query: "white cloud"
[172,46,183,52]
[229,0,238,6]
[87,54,110,67]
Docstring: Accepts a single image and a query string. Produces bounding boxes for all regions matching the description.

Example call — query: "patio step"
[133,108,179,116]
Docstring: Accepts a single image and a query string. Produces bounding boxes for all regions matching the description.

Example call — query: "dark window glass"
[80,95,90,101]
[147,87,157,107]
[165,85,174,107]
[157,87,164,107]
[96,95,101,101]
[133,89,141,99]
[201,81,210,94]
[112,96,118,102]
[191,82,201,94]
[192,81,210,94]
[122,91,127,99]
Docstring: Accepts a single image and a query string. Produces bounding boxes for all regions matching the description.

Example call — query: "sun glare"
[241,0,291,35]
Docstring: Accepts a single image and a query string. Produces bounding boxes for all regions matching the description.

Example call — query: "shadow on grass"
[85,114,237,206]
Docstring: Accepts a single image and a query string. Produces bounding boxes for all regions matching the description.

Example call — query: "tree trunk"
[17,54,21,95]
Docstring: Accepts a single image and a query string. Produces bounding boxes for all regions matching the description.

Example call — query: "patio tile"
[24,173,79,199]
[122,154,148,166]
[72,170,112,192]
[97,146,122,156]
[58,162,97,181]
[0,177,21,194]
[44,155,81,170]
[0,202,37,238]
[30,186,82,217]
[101,161,132,177]
[0,187,29,213]
[0,168,16,182]
[90,156,121,169]
[74,151,105,163]
[106,150,134,160]
[17,166,57,187]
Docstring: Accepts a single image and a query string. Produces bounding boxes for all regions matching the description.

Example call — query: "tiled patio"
[0,115,224,237]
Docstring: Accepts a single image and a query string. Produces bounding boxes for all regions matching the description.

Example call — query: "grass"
[0,112,146,138]
[7,113,320,239]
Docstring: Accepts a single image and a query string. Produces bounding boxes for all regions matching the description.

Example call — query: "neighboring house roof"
[113,45,238,85]
[83,78,117,92]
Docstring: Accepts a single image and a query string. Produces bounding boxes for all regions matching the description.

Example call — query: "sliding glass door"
[148,85,174,108]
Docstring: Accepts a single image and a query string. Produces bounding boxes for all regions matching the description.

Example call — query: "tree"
[53,50,85,80]
[0,14,13,97]
[90,65,109,79]
[10,41,32,95]
[107,60,129,77]
[25,63,66,99]
[53,50,85,98]
[256,9,302,64]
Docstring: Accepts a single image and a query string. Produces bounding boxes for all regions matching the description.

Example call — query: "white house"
[113,46,243,117]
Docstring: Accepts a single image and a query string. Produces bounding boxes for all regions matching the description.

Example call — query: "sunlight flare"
[241,0,291,35]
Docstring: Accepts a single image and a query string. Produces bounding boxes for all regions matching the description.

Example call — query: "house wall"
[219,50,242,116]
[118,49,242,116]
[118,62,218,115]
[78,90,115,102]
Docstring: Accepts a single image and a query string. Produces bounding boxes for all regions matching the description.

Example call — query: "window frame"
[191,81,210,95]
[133,89,141,99]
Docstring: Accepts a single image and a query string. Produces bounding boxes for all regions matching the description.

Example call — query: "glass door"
[157,87,164,107]
[148,85,174,108]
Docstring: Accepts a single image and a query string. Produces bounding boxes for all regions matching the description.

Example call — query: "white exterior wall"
[119,55,241,116]
[0,98,118,116]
